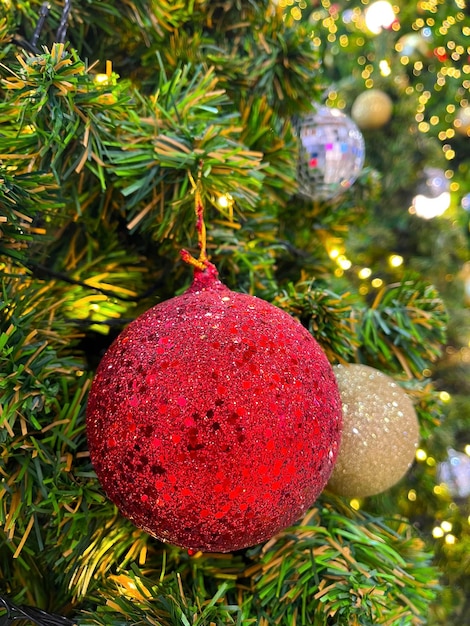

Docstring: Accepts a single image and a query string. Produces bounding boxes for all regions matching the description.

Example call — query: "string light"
[379,60,391,76]
[337,255,352,270]
[364,1,397,34]
[416,448,427,461]
[388,254,403,268]
[432,519,458,545]
[94,73,110,85]
[216,193,232,209]
[358,267,372,279]
[350,499,361,510]
[412,166,451,219]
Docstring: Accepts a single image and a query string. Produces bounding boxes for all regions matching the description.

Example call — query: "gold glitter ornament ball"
[351,89,393,130]
[327,364,420,498]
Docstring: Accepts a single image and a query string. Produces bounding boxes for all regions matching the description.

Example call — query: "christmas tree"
[1,1,469,624]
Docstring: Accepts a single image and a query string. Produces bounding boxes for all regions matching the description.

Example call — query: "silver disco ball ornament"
[296,106,365,201]
[437,448,470,499]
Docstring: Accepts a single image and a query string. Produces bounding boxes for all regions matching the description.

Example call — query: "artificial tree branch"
[0,596,75,626]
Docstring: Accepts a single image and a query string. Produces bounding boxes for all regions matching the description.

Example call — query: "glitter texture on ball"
[351,89,393,130]
[86,264,342,552]
[327,363,419,498]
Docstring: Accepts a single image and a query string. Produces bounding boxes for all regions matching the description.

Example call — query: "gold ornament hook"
[181,169,210,272]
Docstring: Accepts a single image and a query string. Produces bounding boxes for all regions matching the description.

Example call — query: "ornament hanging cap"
[180,170,221,292]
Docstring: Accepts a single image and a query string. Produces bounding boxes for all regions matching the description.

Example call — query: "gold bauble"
[351,89,393,130]
[454,107,470,137]
[327,364,420,498]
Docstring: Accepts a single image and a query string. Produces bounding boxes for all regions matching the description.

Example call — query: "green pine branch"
[359,277,448,378]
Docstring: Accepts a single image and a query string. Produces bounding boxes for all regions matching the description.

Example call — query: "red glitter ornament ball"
[86,264,342,552]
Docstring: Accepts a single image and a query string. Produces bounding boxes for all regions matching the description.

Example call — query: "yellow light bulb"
[388,254,404,268]
[94,73,110,85]
[379,59,391,76]
[416,448,427,461]
[412,192,451,219]
[358,267,372,280]
[217,194,231,209]
[365,1,396,34]
[337,255,352,270]
[432,526,444,538]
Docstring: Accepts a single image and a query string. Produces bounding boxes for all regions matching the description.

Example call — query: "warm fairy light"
[432,526,445,538]
[441,520,452,533]
[416,448,427,461]
[445,534,456,545]
[465,444,470,457]
[439,391,451,402]
[426,456,436,467]
[412,192,451,219]
[433,485,445,495]
[350,499,361,510]
[337,255,352,270]
[328,247,341,260]
[94,73,110,85]
[408,489,417,501]
[371,278,383,288]
[439,129,456,140]
[379,60,391,76]
[290,6,302,20]
[358,267,372,279]
[364,1,396,34]
[217,193,232,209]
[388,254,403,268]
